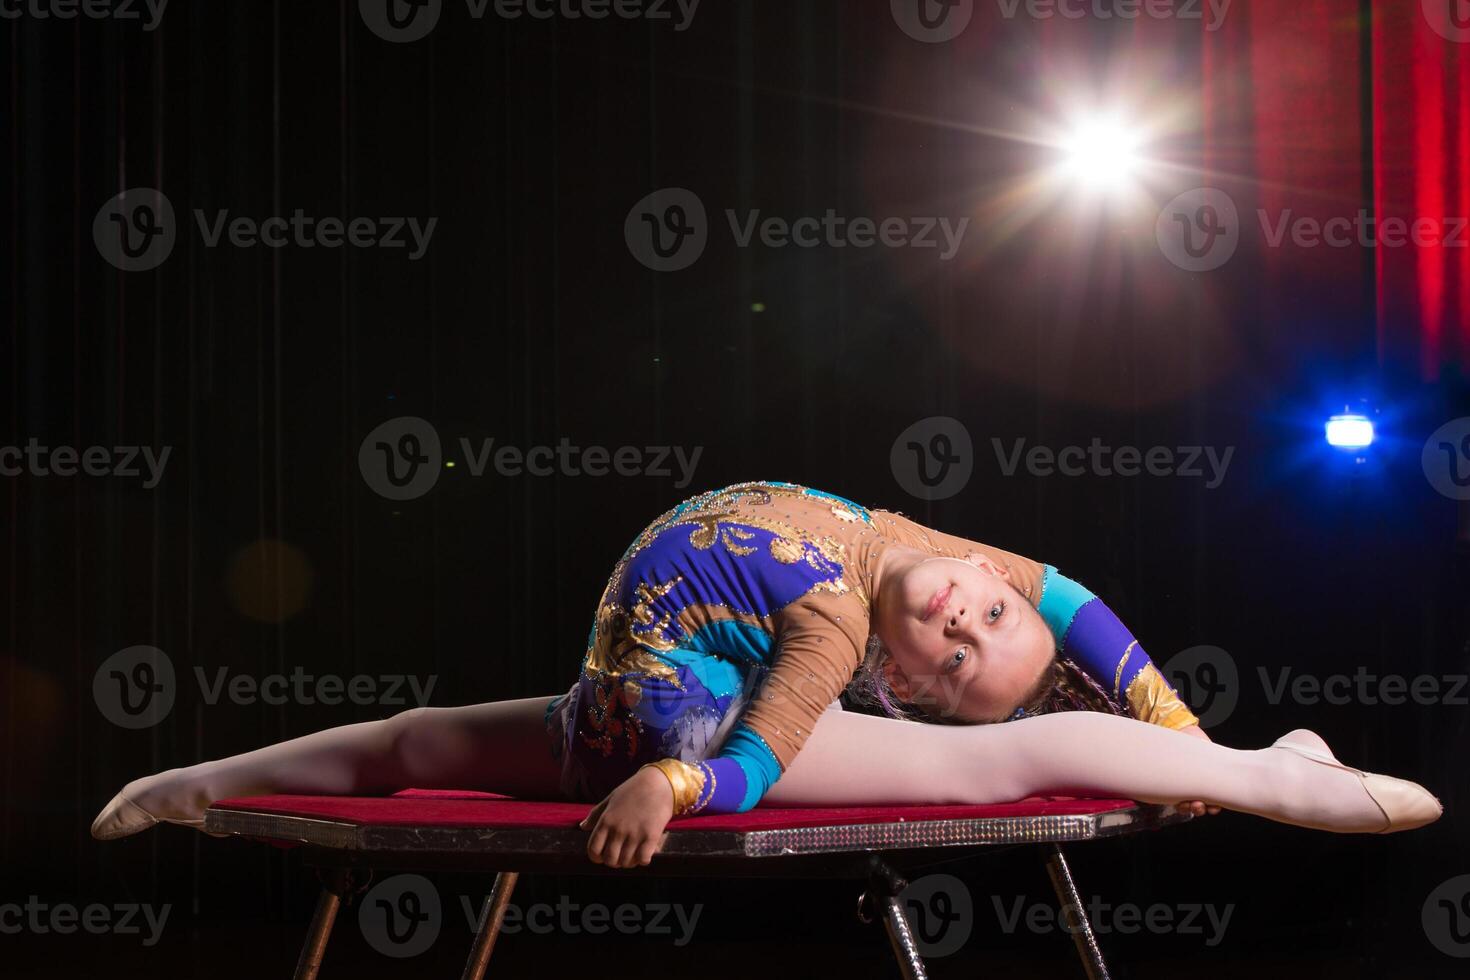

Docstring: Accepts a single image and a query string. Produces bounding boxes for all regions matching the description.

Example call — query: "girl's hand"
[1175,724,1223,816]
[579,765,676,868]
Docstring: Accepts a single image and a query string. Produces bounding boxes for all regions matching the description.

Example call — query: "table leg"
[1044,844,1112,980]
[292,868,353,980]
[858,859,929,980]
[460,871,521,980]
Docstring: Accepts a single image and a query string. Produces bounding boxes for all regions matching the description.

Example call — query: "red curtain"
[1373,1,1470,380]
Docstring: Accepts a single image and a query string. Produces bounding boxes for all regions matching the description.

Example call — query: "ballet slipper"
[1270,729,1442,834]
[90,790,228,841]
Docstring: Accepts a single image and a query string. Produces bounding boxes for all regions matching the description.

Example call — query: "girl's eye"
[987,601,1005,623]
[950,647,967,667]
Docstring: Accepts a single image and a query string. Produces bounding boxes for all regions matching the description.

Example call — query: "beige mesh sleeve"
[737,591,869,773]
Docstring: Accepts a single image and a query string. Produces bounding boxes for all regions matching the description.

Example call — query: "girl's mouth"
[922,584,952,623]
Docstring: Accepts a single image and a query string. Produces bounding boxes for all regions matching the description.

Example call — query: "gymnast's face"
[875,552,1056,724]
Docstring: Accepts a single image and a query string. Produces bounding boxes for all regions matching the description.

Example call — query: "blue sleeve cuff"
[1037,563,1096,647]
[698,723,782,813]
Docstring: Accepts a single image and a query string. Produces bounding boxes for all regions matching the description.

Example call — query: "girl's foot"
[1267,729,1442,834]
[90,769,222,840]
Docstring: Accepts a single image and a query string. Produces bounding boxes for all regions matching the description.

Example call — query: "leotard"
[544,481,1197,815]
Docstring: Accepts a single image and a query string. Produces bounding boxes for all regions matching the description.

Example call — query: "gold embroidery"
[1124,663,1202,731]
[721,526,758,556]
[1113,641,1138,699]
[769,535,805,564]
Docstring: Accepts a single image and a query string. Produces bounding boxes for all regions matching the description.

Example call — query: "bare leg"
[95,696,564,835]
[765,709,1430,833]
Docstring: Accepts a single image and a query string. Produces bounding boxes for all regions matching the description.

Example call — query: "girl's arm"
[1036,565,1201,731]
[654,592,868,816]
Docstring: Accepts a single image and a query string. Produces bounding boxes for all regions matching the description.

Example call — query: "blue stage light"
[1325,412,1375,450]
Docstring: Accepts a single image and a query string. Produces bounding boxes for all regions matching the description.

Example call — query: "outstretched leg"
[764,709,1435,834]
[93,696,564,838]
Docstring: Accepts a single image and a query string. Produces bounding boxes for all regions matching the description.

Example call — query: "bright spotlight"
[1325,413,1375,450]
[1061,117,1141,192]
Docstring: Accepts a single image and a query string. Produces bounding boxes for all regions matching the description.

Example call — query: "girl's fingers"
[604,832,629,869]
[635,838,659,866]
[579,799,607,831]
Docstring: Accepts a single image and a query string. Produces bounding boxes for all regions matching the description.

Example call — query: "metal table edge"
[203,802,1191,860]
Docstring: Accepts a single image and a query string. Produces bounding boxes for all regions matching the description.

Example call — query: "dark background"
[4,0,1469,976]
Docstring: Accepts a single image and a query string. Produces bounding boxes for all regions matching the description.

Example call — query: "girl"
[92,481,1441,868]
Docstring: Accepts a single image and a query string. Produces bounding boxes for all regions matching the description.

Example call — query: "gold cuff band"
[642,758,706,817]
[1124,663,1202,731]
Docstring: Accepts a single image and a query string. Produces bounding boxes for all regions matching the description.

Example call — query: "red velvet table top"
[209,789,1139,832]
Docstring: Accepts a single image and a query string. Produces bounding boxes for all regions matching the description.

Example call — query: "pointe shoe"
[90,791,213,841]
[1270,730,1443,834]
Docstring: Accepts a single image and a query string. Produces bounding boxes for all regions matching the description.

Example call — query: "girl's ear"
[880,653,914,702]
[965,551,1009,579]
